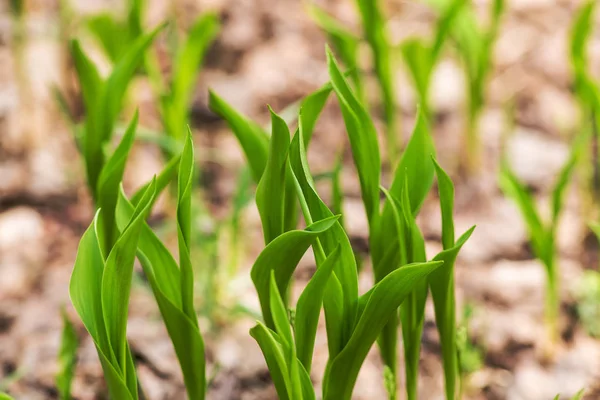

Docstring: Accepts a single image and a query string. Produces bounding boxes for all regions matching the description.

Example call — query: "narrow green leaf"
[208,91,269,183]
[256,109,291,244]
[299,86,332,147]
[250,323,292,400]
[326,47,381,226]
[56,308,78,400]
[96,111,138,255]
[433,157,455,249]
[295,244,341,372]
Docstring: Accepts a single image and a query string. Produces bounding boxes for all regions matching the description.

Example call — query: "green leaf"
[299,85,332,147]
[268,272,303,399]
[356,0,397,160]
[130,152,181,207]
[551,137,582,222]
[256,109,291,244]
[289,128,358,354]
[96,111,138,255]
[251,216,339,329]
[208,91,269,183]
[101,179,156,377]
[499,160,545,255]
[0,394,14,400]
[326,47,381,226]
[309,6,361,95]
[400,38,432,108]
[429,227,475,400]
[250,323,292,400]
[323,261,444,400]
[163,13,219,140]
[295,244,341,372]
[433,157,455,249]
[56,308,78,400]
[176,132,196,322]
[87,14,130,62]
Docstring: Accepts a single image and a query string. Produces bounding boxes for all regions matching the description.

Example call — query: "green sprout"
[499,136,583,346]
[400,0,466,119]
[310,0,399,163]
[56,308,78,400]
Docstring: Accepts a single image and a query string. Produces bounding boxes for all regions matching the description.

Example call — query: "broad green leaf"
[295,244,341,372]
[323,261,444,400]
[251,216,339,329]
[0,394,14,400]
[208,91,269,183]
[327,47,381,226]
[96,111,138,255]
[256,109,291,244]
[56,308,78,400]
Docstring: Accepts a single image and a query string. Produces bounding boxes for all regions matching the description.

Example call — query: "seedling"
[425,0,504,172]
[56,308,78,400]
[400,0,466,118]
[499,136,582,345]
[213,48,474,400]
[310,0,399,163]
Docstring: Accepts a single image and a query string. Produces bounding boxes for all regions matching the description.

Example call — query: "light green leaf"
[295,244,341,372]
[250,323,292,400]
[56,308,78,400]
[208,91,269,183]
[326,47,381,226]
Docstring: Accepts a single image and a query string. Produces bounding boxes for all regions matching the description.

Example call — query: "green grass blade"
[571,1,595,73]
[400,39,432,110]
[323,261,444,400]
[0,394,14,400]
[56,308,78,400]
[295,244,341,372]
[130,153,181,207]
[431,0,468,62]
[208,91,269,182]
[326,47,381,226]
[551,137,582,222]
[256,109,291,244]
[251,216,339,329]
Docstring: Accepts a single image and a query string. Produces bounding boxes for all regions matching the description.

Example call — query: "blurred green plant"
[456,304,484,398]
[426,0,505,172]
[309,0,399,164]
[400,0,466,118]
[56,308,78,400]
[499,136,583,345]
